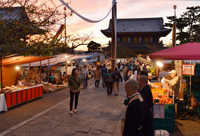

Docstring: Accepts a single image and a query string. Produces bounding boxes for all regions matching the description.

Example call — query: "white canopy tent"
[20,54,91,67]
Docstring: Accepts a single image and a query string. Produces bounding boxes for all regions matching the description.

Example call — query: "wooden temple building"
[0,6,45,39]
[101,17,171,57]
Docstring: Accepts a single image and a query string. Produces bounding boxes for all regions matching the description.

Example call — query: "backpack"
[101,67,107,77]
[106,73,113,82]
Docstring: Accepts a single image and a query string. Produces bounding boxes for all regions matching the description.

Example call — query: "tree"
[165,6,200,44]
[54,33,92,54]
[87,41,101,52]
[0,0,73,56]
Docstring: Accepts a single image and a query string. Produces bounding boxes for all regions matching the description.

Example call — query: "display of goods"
[152,92,173,104]
[152,82,162,87]
[151,88,168,94]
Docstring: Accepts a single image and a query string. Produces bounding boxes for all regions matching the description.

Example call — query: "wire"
[59,0,115,23]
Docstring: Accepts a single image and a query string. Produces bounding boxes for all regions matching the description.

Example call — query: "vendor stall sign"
[153,104,165,119]
[182,64,195,75]
[135,57,154,69]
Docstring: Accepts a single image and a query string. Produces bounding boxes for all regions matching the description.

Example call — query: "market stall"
[150,82,175,132]
[0,55,53,109]
[149,42,200,131]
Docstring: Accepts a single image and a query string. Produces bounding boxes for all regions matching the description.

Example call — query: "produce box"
[153,104,175,132]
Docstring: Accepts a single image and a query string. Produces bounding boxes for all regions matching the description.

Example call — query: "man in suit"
[138,75,153,109]
[123,79,153,136]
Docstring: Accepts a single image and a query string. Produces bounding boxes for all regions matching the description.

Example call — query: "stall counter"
[5,84,43,108]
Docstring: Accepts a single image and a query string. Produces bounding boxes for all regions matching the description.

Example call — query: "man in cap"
[164,70,180,102]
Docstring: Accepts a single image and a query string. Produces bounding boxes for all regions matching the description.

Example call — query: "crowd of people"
[68,62,157,135]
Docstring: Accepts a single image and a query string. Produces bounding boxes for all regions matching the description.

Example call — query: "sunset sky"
[56,0,199,50]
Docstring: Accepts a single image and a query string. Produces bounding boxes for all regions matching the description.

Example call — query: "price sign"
[153,104,165,119]
[182,64,195,75]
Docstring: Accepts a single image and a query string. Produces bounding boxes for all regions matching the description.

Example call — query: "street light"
[64,7,67,47]
[173,5,177,47]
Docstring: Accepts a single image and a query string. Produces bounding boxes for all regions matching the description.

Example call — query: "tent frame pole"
[190,60,192,95]
[40,60,42,84]
[1,59,2,93]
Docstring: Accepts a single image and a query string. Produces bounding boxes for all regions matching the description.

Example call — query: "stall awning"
[149,42,200,60]
[1,56,53,66]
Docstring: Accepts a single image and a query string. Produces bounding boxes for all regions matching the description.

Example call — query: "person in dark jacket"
[112,67,122,96]
[106,69,113,96]
[68,68,82,114]
[122,79,153,136]
[100,64,107,88]
[124,70,131,82]
[138,75,153,109]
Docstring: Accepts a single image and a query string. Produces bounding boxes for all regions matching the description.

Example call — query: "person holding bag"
[68,68,82,114]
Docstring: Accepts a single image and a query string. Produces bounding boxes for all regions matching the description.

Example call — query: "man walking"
[122,79,153,136]
[112,67,122,96]
[101,64,107,88]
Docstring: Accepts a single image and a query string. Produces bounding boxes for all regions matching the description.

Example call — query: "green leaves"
[165,6,200,44]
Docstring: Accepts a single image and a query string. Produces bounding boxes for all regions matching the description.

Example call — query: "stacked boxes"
[153,104,175,132]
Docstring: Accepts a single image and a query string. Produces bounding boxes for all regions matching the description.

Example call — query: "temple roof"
[0,6,45,35]
[101,17,171,37]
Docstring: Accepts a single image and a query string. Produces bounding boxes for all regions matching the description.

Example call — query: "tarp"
[149,42,200,60]
[20,54,91,66]
[0,66,20,86]
[1,56,53,66]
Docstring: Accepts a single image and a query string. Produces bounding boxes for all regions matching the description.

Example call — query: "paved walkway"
[1,79,200,136]
[3,82,127,136]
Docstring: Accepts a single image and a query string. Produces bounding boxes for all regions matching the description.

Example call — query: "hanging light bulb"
[16,66,20,70]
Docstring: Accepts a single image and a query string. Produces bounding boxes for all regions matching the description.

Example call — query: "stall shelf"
[5,84,43,108]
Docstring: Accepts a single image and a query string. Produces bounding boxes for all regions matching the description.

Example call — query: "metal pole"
[173,5,177,47]
[29,63,30,82]
[190,60,192,95]
[1,59,2,93]
[47,59,50,91]
[40,60,42,83]
[65,61,68,80]
[64,7,67,47]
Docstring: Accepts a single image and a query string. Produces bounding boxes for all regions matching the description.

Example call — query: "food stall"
[0,55,53,109]
[150,82,175,132]
[149,42,200,131]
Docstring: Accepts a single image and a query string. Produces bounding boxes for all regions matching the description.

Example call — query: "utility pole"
[64,7,67,47]
[111,0,117,72]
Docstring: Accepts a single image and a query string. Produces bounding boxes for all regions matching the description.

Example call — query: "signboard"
[135,57,154,70]
[153,104,165,119]
[182,64,195,75]
[175,61,182,77]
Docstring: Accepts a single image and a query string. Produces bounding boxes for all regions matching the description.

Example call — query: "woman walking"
[106,69,113,96]
[68,68,82,114]
[94,65,101,87]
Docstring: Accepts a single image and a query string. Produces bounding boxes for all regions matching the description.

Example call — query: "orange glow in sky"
[55,0,199,50]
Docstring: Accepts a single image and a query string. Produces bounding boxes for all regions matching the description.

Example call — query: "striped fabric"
[118,37,156,43]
